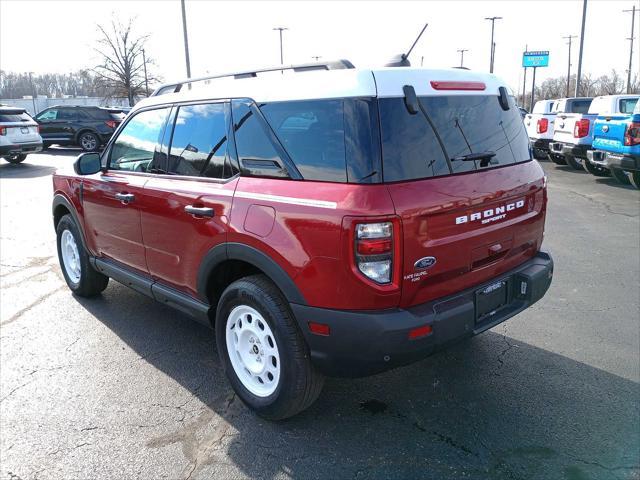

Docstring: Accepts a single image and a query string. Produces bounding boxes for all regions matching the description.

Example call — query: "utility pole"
[575,0,587,96]
[457,48,468,68]
[28,72,37,115]
[180,0,192,80]
[142,49,149,97]
[563,35,577,97]
[530,66,537,112]
[273,27,288,72]
[485,16,502,73]
[623,5,638,94]
[522,43,528,107]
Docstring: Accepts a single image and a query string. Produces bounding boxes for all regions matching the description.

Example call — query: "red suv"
[52,62,553,419]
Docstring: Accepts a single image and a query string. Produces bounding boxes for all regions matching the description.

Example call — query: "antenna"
[385,22,428,67]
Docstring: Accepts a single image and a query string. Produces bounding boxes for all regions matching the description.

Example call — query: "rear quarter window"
[619,98,638,114]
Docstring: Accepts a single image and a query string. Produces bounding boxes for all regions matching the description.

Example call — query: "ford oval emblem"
[559,121,565,128]
[602,125,609,133]
[414,256,437,270]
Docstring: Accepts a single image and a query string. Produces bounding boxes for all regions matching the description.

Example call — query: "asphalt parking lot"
[1,150,638,480]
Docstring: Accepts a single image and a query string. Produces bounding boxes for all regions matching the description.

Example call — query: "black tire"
[78,131,100,152]
[630,171,640,189]
[4,153,27,164]
[56,214,109,296]
[216,274,324,420]
[42,143,50,150]
[532,148,547,160]
[550,153,567,165]
[583,159,611,177]
[565,154,584,170]
[610,168,632,185]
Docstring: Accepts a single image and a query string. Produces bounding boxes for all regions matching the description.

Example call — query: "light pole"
[28,72,37,115]
[563,35,577,97]
[142,49,149,97]
[273,27,288,71]
[457,48,468,68]
[623,5,638,93]
[180,0,192,80]
[485,16,502,73]
[575,0,587,96]
[522,43,528,107]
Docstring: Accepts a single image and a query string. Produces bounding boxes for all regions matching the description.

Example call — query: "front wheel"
[216,274,324,420]
[56,214,109,296]
[583,159,610,177]
[78,132,100,152]
[630,171,640,189]
[610,168,632,185]
[3,153,27,164]
[565,155,584,171]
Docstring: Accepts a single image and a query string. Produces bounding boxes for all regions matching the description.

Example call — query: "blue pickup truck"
[586,98,640,188]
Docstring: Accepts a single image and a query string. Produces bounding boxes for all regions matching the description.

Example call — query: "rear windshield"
[570,99,592,114]
[0,112,31,122]
[379,95,530,182]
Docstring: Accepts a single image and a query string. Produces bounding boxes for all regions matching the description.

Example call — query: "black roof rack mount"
[151,59,355,97]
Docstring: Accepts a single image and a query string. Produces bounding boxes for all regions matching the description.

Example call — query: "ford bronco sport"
[52,61,554,419]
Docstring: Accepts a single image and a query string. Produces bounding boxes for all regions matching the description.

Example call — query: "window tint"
[109,108,170,172]
[571,100,592,114]
[58,109,77,120]
[0,112,31,122]
[231,100,286,174]
[379,95,530,182]
[261,100,347,182]
[167,103,229,178]
[37,109,58,121]
[620,98,638,114]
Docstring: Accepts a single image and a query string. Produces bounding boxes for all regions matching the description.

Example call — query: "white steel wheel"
[225,305,281,397]
[61,229,81,284]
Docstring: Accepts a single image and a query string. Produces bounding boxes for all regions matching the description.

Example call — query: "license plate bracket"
[475,280,508,322]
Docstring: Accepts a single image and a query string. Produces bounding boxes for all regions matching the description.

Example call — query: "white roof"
[134,67,508,113]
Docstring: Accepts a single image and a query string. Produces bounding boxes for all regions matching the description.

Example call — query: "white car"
[525,99,557,159]
[0,106,43,164]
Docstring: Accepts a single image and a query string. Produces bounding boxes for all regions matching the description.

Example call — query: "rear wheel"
[3,153,27,164]
[56,214,109,296]
[532,148,547,160]
[549,153,567,165]
[78,132,99,152]
[565,155,584,170]
[630,171,640,189]
[610,168,631,185]
[583,159,610,177]
[216,274,324,420]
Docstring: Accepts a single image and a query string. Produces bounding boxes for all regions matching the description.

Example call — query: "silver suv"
[0,106,43,164]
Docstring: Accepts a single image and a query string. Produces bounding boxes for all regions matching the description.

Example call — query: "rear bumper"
[550,142,591,159]
[587,150,640,172]
[530,138,552,151]
[0,141,42,156]
[292,250,554,377]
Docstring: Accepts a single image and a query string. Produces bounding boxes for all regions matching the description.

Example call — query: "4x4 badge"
[414,256,437,270]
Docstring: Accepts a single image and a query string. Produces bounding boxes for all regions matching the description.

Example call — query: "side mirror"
[74,152,102,175]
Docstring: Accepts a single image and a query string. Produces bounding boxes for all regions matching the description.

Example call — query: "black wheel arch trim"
[197,242,307,305]
[52,194,89,249]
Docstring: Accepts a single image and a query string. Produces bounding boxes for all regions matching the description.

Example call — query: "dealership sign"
[522,51,550,68]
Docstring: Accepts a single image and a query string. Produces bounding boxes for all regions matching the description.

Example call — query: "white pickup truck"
[525,99,556,159]
[549,95,638,174]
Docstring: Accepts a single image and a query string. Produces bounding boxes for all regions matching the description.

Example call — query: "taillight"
[0,126,5,136]
[573,119,590,138]
[624,122,640,146]
[36,125,40,133]
[355,222,393,284]
[536,118,548,134]
[105,120,117,129]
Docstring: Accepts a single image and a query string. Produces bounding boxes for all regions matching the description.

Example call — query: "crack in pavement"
[0,285,66,326]
[568,189,639,218]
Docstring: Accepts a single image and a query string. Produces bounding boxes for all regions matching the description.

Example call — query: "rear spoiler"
[0,108,27,115]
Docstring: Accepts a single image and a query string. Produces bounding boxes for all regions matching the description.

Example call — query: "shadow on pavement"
[77,282,640,480]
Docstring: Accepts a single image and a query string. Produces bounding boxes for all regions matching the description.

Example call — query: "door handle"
[115,193,135,204]
[185,205,214,218]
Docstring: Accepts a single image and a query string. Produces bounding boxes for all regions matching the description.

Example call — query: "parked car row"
[0,105,128,164]
[526,94,640,188]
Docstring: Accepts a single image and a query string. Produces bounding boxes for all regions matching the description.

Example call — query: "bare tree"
[93,17,158,106]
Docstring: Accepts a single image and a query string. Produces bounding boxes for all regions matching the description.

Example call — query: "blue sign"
[523,51,550,67]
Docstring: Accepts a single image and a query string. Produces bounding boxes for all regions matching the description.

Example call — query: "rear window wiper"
[451,151,496,167]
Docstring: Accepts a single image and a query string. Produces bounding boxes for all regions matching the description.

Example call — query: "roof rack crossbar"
[151,59,355,96]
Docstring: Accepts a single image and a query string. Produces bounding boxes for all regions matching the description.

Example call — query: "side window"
[261,100,347,182]
[109,108,170,172]
[231,100,287,175]
[620,98,638,114]
[58,109,77,121]
[167,103,229,178]
[37,109,58,121]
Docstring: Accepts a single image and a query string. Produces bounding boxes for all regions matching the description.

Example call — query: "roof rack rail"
[151,59,355,97]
